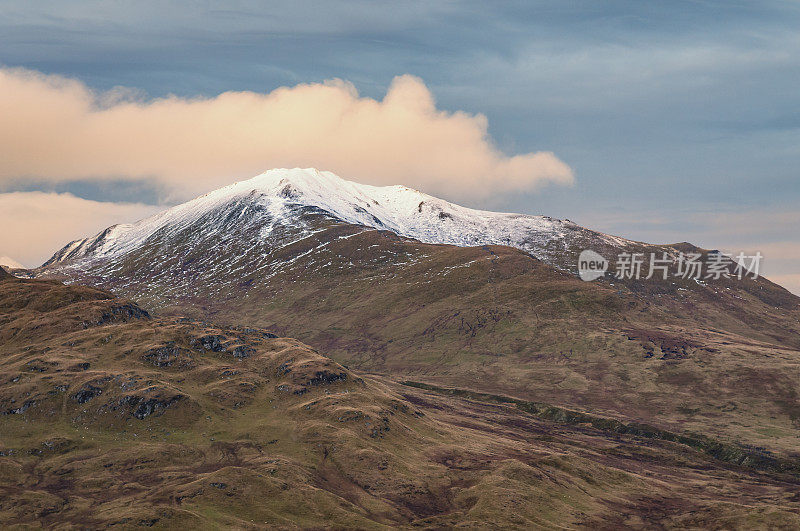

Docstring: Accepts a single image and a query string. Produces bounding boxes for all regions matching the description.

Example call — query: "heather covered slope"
[34,168,800,458]
[39,210,800,458]
[3,274,800,528]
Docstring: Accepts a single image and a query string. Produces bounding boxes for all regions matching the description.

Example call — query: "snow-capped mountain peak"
[43,167,635,269]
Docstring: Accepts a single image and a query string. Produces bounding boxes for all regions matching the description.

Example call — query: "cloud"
[0,67,573,201]
[0,192,160,267]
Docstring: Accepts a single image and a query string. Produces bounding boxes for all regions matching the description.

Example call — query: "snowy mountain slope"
[43,167,636,270]
[0,256,24,271]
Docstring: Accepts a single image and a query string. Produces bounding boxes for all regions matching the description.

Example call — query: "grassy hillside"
[45,217,800,458]
[4,271,800,528]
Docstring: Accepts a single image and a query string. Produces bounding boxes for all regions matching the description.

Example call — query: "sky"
[1,1,798,293]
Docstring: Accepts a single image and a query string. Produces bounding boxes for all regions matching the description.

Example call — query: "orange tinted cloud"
[0,68,573,200]
[0,192,160,267]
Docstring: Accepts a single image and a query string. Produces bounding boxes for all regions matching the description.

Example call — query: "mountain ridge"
[43,167,637,272]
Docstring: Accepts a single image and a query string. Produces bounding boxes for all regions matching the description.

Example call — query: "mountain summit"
[43,168,633,270]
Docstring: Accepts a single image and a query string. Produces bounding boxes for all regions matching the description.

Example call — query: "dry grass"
[3,274,800,528]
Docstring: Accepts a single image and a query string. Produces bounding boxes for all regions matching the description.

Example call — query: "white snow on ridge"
[0,256,25,270]
[44,168,635,267]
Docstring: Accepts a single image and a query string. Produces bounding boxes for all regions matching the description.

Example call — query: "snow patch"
[42,168,636,268]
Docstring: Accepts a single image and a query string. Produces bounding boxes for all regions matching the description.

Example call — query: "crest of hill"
[42,167,632,268]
